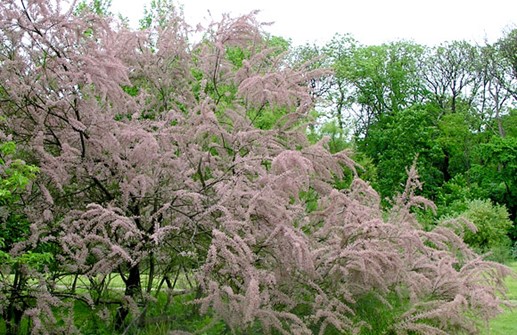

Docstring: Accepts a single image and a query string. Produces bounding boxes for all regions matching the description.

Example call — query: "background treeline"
[296,33,517,260]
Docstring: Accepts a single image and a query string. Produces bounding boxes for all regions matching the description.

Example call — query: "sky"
[110,0,517,46]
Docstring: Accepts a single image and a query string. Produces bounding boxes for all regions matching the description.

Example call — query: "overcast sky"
[110,0,517,46]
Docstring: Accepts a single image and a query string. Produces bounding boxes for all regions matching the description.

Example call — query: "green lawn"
[484,262,517,335]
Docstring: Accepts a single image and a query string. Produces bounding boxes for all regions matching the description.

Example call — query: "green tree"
[328,40,425,138]
[420,41,481,114]
[476,44,514,137]
[322,34,358,130]
[495,28,517,100]
[0,141,38,246]
[356,104,443,199]
[470,136,517,238]
[75,0,113,16]
[0,140,54,334]
[435,112,479,182]
[501,109,517,137]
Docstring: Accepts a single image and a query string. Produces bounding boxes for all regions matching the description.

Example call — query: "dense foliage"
[311,32,517,235]
[0,0,514,334]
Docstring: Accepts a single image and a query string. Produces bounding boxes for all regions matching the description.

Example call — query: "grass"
[52,272,192,292]
[71,289,227,335]
[483,262,517,335]
[62,272,229,335]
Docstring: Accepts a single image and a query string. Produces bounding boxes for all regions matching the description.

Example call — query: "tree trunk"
[5,305,23,335]
[115,264,141,330]
[442,149,451,183]
[5,269,24,335]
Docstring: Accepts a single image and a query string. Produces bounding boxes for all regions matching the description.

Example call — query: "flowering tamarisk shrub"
[0,0,512,334]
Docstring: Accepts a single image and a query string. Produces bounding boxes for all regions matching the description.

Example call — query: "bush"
[458,199,513,260]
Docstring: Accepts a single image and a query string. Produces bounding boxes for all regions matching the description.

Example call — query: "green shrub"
[460,199,513,259]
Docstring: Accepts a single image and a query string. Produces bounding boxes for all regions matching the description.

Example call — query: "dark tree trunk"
[5,268,25,335]
[5,305,23,335]
[125,264,142,298]
[115,264,141,330]
[442,149,451,183]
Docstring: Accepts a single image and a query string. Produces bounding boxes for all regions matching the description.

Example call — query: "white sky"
[111,0,517,46]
